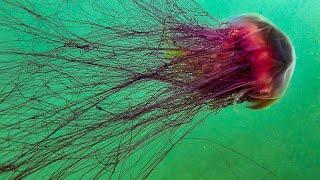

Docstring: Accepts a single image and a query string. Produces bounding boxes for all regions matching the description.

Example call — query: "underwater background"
[0,0,319,179]
[152,0,320,179]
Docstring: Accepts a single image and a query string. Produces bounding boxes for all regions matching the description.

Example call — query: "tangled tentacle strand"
[0,0,253,179]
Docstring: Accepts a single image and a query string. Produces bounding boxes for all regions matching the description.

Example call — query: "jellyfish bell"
[169,14,295,110]
[229,14,295,109]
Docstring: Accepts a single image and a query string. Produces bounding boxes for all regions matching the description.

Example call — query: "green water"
[0,0,319,179]
[152,0,320,179]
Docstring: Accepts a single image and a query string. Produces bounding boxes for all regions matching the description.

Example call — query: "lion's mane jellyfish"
[0,1,294,179]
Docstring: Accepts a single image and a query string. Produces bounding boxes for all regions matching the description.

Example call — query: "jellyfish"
[0,0,295,179]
